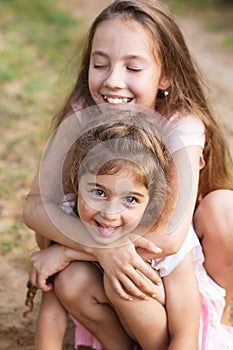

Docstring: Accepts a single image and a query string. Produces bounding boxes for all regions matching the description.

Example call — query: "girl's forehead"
[81,166,147,189]
[92,16,159,61]
[94,16,151,43]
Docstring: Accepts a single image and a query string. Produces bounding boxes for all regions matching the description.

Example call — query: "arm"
[24,172,95,253]
[25,146,201,299]
[140,145,202,259]
[29,237,161,296]
[35,232,51,249]
[163,252,200,350]
[29,243,95,291]
[24,111,200,299]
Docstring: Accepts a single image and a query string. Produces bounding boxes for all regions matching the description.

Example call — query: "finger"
[134,237,162,254]
[123,263,160,298]
[134,259,161,287]
[111,277,134,301]
[119,273,150,300]
[36,272,51,291]
[135,269,160,298]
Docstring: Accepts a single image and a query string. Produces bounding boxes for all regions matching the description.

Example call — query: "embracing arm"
[25,146,201,299]
[140,145,202,260]
[163,252,200,350]
[23,172,94,253]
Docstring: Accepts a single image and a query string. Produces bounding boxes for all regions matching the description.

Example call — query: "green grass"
[168,0,233,48]
[0,0,84,255]
[223,36,233,48]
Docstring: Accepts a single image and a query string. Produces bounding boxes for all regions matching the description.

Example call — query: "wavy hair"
[53,0,233,199]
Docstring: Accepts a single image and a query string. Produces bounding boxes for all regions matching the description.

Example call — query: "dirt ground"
[0,1,233,349]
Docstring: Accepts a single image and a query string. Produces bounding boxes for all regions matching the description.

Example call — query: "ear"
[158,75,171,91]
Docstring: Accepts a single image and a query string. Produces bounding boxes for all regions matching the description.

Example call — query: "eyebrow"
[123,191,146,198]
[87,182,146,197]
[87,182,107,189]
[91,51,149,63]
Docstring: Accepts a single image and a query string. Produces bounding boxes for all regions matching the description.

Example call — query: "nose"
[100,200,123,220]
[103,66,125,90]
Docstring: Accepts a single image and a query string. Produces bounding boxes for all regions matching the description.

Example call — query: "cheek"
[78,198,94,223]
[123,210,140,226]
[88,69,99,94]
[124,204,148,225]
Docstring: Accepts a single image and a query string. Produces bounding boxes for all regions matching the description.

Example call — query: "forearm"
[141,216,191,258]
[62,244,96,262]
[35,232,51,249]
[135,216,191,261]
[140,146,201,259]
[24,196,94,255]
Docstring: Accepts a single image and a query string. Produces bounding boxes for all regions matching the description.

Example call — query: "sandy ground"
[0,1,232,349]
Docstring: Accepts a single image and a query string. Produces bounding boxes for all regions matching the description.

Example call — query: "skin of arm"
[163,252,200,350]
[35,232,51,249]
[140,145,202,258]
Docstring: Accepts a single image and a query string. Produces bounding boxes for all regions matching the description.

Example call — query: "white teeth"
[104,96,130,104]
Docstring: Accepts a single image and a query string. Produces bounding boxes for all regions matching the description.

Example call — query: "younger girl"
[33,112,200,350]
[24,0,233,342]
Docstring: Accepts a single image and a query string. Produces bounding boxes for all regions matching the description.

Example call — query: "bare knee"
[194,190,233,289]
[54,261,101,304]
[194,189,233,242]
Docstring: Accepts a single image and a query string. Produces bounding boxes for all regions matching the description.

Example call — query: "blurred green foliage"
[0,0,84,255]
[168,0,233,47]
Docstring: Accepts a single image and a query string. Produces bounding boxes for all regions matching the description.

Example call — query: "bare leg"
[194,189,233,325]
[104,273,169,350]
[54,261,134,350]
[35,290,68,350]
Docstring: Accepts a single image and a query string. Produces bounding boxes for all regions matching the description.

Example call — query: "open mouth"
[94,220,120,238]
[103,95,133,105]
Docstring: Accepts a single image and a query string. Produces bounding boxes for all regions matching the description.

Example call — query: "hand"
[93,236,162,301]
[131,233,163,260]
[29,244,70,291]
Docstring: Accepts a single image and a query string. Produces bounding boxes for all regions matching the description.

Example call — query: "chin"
[90,232,121,246]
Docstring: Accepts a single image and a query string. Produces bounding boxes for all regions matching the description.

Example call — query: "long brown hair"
[53,0,233,199]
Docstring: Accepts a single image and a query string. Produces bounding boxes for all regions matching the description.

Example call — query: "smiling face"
[88,17,169,109]
[77,169,149,244]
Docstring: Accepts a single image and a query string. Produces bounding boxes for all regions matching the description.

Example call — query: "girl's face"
[88,17,169,109]
[77,169,149,244]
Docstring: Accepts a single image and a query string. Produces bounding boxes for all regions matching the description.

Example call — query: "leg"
[54,261,134,350]
[104,272,169,350]
[35,290,68,350]
[194,189,233,325]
